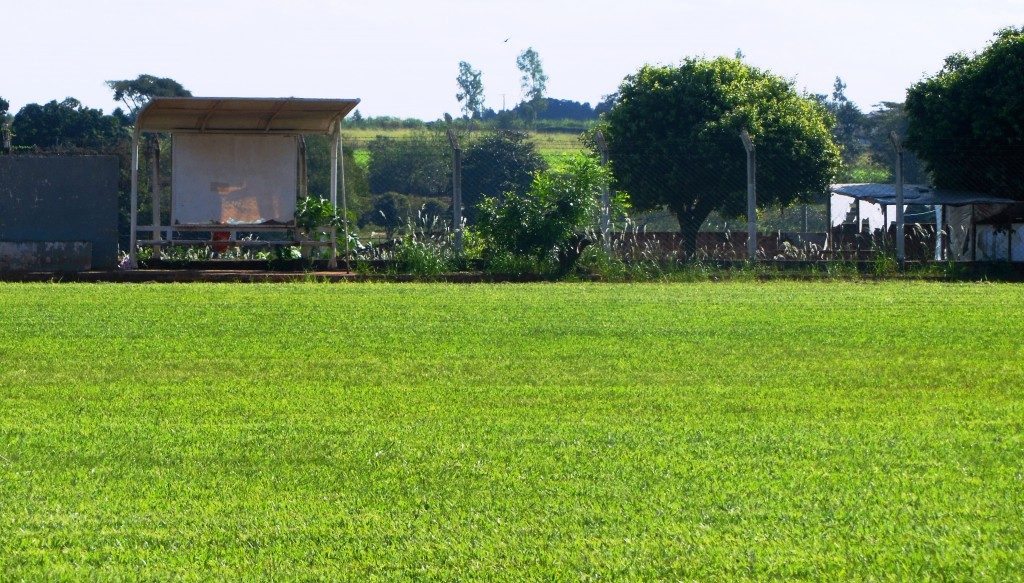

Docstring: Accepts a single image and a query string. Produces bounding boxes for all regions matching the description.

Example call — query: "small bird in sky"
[504,38,510,43]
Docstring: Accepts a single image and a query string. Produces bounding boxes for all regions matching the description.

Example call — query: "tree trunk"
[673,208,709,261]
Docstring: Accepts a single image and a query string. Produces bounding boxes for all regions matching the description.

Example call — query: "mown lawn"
[0,282,1022,580]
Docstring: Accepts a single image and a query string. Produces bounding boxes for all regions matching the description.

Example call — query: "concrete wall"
[0,156,119,270]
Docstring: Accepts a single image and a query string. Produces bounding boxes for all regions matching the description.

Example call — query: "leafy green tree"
[362,192,413,238]
[0,96,9,120]
[106,74,192,119]
[419,199,448,227]
[861,101,926,183]
[826,77,865,165]
[367,133,449,196]
[12,98,125,150]
[516,47,548,121]
[905,27,1024,198]
[601,57,840,257]
[456,61,485,119]
[462,130,546,223]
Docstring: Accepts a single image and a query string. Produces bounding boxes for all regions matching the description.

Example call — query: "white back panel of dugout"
[172,133,298,225]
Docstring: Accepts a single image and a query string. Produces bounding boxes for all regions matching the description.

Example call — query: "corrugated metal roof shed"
[830,183,1018,206]
[136,97,360,134]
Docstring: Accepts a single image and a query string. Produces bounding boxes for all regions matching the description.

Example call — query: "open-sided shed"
[830,183,1024,261]
[128,97,359,268]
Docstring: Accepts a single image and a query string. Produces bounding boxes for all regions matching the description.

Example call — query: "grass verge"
[0,282,1022,579]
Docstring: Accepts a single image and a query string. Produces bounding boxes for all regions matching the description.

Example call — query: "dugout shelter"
[128,97,359,268]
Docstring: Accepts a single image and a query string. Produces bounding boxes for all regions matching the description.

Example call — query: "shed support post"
[340,130,350,270]
[329,126,339,269]
[149,136,162,260]
[128,128,141,269]
[740,130,757,261]
[891,132,905,268]
[935,205,943,261]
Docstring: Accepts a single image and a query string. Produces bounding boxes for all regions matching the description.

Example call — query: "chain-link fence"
[333,126,1024,265]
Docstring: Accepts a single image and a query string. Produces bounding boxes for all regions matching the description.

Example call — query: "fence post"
[447,129,463,255]
[1,122,11,155]
[890,131,905,267]
[595,130,611,252]
[328,124,339,269]
[740,130,757,261]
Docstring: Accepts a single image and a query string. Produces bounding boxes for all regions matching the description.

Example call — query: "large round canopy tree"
[905,27,1024,198]
[602,57,840,257]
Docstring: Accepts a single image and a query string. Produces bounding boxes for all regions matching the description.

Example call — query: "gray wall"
[0,156,120,269]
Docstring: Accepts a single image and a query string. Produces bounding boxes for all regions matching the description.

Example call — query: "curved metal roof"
[135,97,360,134]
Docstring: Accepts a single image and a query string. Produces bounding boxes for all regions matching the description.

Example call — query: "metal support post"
[595,130,611,251]
[340,130,350,269]
[825,193,832,254]
[149,136,162,260]
[447,129,463,255]
[328,125,339,269]
[890,131,905,267]
[128,128,141,269]
[740,130,757,261]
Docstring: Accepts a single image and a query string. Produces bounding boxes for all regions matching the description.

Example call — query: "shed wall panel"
[172,134,298,225]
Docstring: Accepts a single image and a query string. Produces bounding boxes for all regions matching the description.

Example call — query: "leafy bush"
[477,155,607,264]
[573,246,631,280]
[482,251,556,277]
[295,196,340,235]
[360,192,413,236]
[392,237,452,276]
[461,130,546,223]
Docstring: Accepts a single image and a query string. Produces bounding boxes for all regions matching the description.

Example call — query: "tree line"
[2,26,1022,256]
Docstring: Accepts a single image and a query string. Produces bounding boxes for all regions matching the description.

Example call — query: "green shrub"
[392,237,452,276]
[574,246,630,280]
[483,251,556,276]
[295,196,340,235]
[477,155,607,264]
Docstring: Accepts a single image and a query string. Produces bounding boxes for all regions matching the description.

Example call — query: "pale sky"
[2,0,1021,119]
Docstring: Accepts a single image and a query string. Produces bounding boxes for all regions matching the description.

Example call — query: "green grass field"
[1,282,1022,579]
